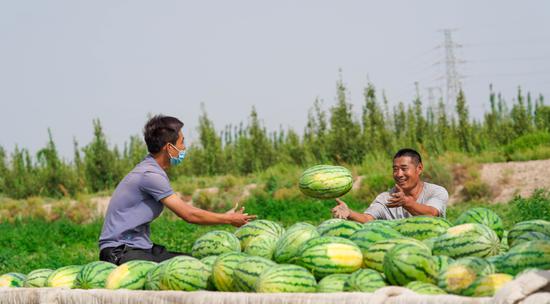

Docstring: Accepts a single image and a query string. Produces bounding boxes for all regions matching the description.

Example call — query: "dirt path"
[480,158,550,203]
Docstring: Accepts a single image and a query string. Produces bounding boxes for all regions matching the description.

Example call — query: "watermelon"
[0,273,26,288]
[211,252,248,291]
[317,219,363,239]
[489,240,550,276]
[343,269,387,292]
[363,220,398,229]
[255,264,317,293]
[105,260,157,290]
[383,243,437,286]
[394,216,451,240]
[406,281,447,295]
[454,208,504,239]
[512,231,550,246]
[24,269,53,288]
[431,223,500,258]
[363,237,430,272]
[500,230,509,254]
[507,220,550,248]
[243,233,279,259]
[144,260,169,290]
[159,256,209,291]
[46,265,83,288]
[274,222,320,263]
[438,257,494,295]
[191,230,241,259]
[350,226,402,252]
[317,274,350,293]
[200,256,218,291]
[234,220,284,250]
[298,165,353,199]
[233,256,276,292]
[75,261,117,289]
[462,273,513,297]
[296,236,363,279]
[432,255,454,274]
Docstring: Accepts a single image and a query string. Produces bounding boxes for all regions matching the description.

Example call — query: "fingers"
[236,207,245,214]
[335,198,346,205]
[395,184,403,192]
[246,214,257,220]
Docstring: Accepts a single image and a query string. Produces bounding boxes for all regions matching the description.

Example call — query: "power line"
[436,29,465,115]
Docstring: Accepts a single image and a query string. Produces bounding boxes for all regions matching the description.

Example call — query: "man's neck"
[152,153,170,171]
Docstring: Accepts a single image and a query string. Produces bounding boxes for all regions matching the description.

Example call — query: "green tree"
[83,119,120,192]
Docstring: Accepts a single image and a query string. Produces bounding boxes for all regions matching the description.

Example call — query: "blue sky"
[1,1,549,158]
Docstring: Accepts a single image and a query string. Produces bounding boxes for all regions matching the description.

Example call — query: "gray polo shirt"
[99,154,174,250]
[364,182,448,220]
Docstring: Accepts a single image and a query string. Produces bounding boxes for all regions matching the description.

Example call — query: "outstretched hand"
[226,203,256,227]
[332,198,351,219]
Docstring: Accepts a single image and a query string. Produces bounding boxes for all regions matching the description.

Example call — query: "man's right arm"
[161,194,255,227]
[332,198,375,223]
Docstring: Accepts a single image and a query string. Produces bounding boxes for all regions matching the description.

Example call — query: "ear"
[417,162,424,175]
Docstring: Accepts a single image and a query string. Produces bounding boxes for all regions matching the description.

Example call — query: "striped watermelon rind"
[0,272,26,288]
[159,256,209,291]
[507,220,550,248]
[438,257,494,295]
[317,273,350,293]
[296,236,363,279]
[317,219,364,239]
[489,240,550,276]
[234,220,285,250]
[350,226,403,253]
[211,252,248,292]
[383,243,437,286]
[431,223,500,258]
[343,268,387,292]
[105,260,157,290]
[363,237,430,272]
[274,222,320,263]
[255,264,317,293]
[46,265,83,288]
[454,207,504,239]
[432,255,455,274]
[233,256,276,292]
[75,261,117,289]
[191,230,241,259]
[243,233,279,259]
[298,165,353,199]
[144,260,169,291]
[24,269,53,288]
[462,273,513,297]
[406,281,447,295]
[394,216,451,241]
[200,256,218,291]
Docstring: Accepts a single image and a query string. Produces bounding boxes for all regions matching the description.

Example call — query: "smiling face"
[392,156,423,191]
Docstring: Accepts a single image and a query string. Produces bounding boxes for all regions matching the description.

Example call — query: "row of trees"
[0,80,549,199]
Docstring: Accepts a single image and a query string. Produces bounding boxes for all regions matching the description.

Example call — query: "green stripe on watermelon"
[296,236,363,279]
[105,260,156,290]
[0,273,26,288]
[317,274,350,293]
[233,256,276,292]
[461,273,513,297]
[318,220,363,239]
[488,240,550,276]
[211,252,248,292]
[159,256,209,291]
[192,230,241,259]
[343,268,387,292]
[394,216,451,240]
[438,257,494,295]
[363,237,430,272]
[24,269,53,288]
[75,261,116,289]
[454,207,504,239]
[144,260,169,290]
[406,281,447,295]
[350,226,403,252]
[507,220,550,248]
[234,220,284,250]
[46,265,83,288]
[431,223,500,258]
[383,243,437,286]
[299,165,353,199]
[200,256,218,291]
[255,264,317,293]
[274,222,319,263]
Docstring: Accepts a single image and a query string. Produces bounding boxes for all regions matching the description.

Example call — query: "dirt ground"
[479,158,550,203]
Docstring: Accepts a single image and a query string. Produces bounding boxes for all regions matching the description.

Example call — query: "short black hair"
[143,115,184,154]
[393,148,422,165]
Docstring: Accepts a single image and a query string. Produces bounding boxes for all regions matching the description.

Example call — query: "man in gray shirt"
[332,149,448,222]
[99,115,255,264]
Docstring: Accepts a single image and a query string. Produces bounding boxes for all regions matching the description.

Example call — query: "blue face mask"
[168,143,186,166]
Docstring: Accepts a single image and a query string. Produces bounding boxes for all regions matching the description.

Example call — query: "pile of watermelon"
[2,209,550,298]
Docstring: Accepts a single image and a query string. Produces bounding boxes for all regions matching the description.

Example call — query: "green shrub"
[509,189,550,222]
